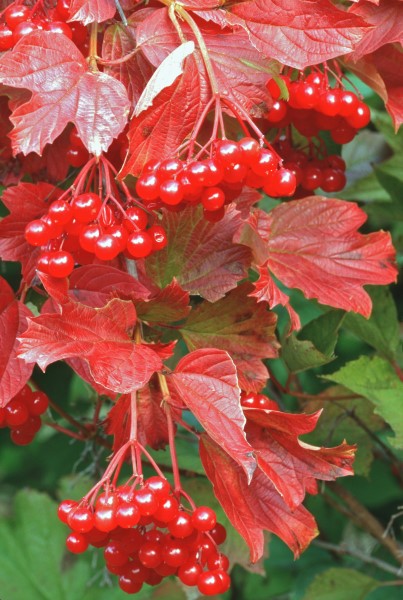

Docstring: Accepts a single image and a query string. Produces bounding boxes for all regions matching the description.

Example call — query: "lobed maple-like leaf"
[0,182,61,285]
[18,298,163,394]
[239,197,397,319]
[180,282,278,391]
[229,0,369,69]
[0,277,34,407]
[349,0,403,60]
[0,32,130,156]
[245,409,356,509]
[169,349,257,482]
[200,434,318,561]
[68,0,116,25]
[143,206,252,302]
[136,279,191,324]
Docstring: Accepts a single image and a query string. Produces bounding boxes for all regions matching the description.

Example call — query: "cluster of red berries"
[272,141,347,194]
[135,137,297,221]
[240,391,278,411]
[0,384,49,445]
[0,1,88,53]
[58,477,230,596]
[24,191,167,278]
[266,72,371,144]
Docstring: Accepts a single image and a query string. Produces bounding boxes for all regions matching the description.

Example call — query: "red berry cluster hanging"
[136,136,297,223]
[24,156,168,278]
[0,0,88,53]
[0,384,49,445]
[58,477,230,596]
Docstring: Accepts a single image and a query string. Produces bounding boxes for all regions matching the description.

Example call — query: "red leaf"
[349,0,403,60]
[136,8,270,117]
[239,198,397,318]
[105,394,131,452]
[250,265,301,331]
[169,349,256,481]
[69,264,152,307]
[120,51,206,177]
[0,182,61,285]
[200,434,318,561]
[102,11,154,106]
[245,409,356,509]
[0,32,130,156]
[229,0,369,69]
[180,282,279,392]
[0,277,34,407]
[69,0,116,25]
[136,279,191,323]
[18,298,163,394]
[143,206,252,302]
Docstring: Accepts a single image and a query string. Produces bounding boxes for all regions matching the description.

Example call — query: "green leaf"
[302,568,380,600]
[281,311,345,372]
[372,109,403,153]
[344,287,400,360]
[0,489,89,600]
[324,356,403,449]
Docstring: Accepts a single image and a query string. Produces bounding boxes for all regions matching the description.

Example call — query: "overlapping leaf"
[69,0,116,25]
[229,0,369,69]
[18,298,163,394]
[180,282,278,391]
[239,197,397,320]
[0,32,130,156]
[349,0,403,59]
[0,182,60,285]
[143,206,252,302]
[169,349,257,481]
[245,409,356,508]
[0,277,34,407]
[200,434,318,561]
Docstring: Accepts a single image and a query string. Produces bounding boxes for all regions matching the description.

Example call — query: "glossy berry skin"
[25,220,51,246]
[251,148,278,176]
[214,140,241,167]
[48,251,74,278]
[148,225,168,251]
[346,102,371,129]
[10,427,35,446]
[66,146,89,168]
[159,179,184,206]
[71,193,102,223]
[48,199,73,225]
[115,502,141,528]
[12,21,38,43]
[5,399,29,428]
[136,174,160,201]
[168,511,194,538]
[145,476,171,501]
[266,100,288,123]
[161,538,189,567]
[94,234,121,260]
[209,523,227,545]
[58,499,78,524]
[178,561,202,586]
[26,391,49,416]
[66,532,89,554]
[4,5,31,30]
[126,231,153,258]
[201,187,225,212]
[94,507,118,532]
[138,542,163,568]
[0,24,14,51]
[241,392,277,411]
[197,570,225,595]
[67,505,95,533]
[153,496,179,523]
[44,21,73,39]
[124,206,148,231]
[191,506,217,532]
[133,488,159,516]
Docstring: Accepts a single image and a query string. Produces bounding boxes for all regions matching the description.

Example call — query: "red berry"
[67,504,95,533]
[153,496,179,523]
[104,541,130,567]
[185,161,210,187]
[79,224,102,253]
[25,220,51,247]
[48,200,73,225]
[266,99,288,123]
[162,538,189,567]
[126,231,153,258]
[251,148,278,176]
[192,506,217,532]
[0,24,14,51]
[94,234,121,260]
[94,507,117,532]
[66,146,89,168]
[66,532,89,554]
[266,75,290,100]
[118,575,143,594]
[145,476,171,501]
[267,168,296,197]
[4,6,31,30]
[338,90,359,117]
[133,488,159,516]
[138,542,163,568]
[346,101,371,129]
[115,502,141,528]
[197,570,224,595]
[320,168,346,192]
[178,560,203,586]
[301,166,323,191]
[293,82,320,109]
[209,523,227,545]
[207,553,230,571]
[69,128,86,150]
[238,137,261,165]
[331,124,357,144]
[124,206,148,231]
[159,179,184,206]
[157,158,183,180]
[147,224,168,251]
[70,22,88,46]
[56,0,71,20]
[13,21,39,43]
[201,187,225,211]
[168,511,194,538]
[203,158,224,186]
[5,399,29,428]
[58,499,78,524]
[48,251,74,278]
[26,391,49,416]
[317,89,342,116]
[214,140,241,167]
[136,174,160,201]
[45,21,73,38]
[71,193,102,223]
[10,427,35,446]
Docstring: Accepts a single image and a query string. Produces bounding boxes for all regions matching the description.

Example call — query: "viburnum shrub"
[0,0,401,596]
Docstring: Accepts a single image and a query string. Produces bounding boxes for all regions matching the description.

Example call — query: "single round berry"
[94,507,118,532]
[124,206,148,231]
[67,505,95,533]
[201,187,225,212]
[330,124,357,144]
[45,21,73,38]
[66,532,89,554]
[346,101,371,129]
[192,506,217,532]
[10,426,35,446]
[0,24,15,51]
[136,174,160,202]
[79,224,102,253]
[209,523,227,545]
[104,541,130,567]
[320,168,346,192]
[48,251,74,278]
[207,552,230,571]
[168,511,194,538]
[71,193,102,223]
[214,140,241,167]
[159,179,184,206]
[115,502,141,528]
[238,137,261,165]
[301,166,323,191]
[197,570,225,595]
[25,220,51,247]
[138,541,163,568]
[26,391,49,416]
[178,561,203,586]
[5,399,29,428]
[145,476,171,501]
[5,5,31,30]
[153,496,179,523]
[266,100,288,123]
[162,538,189,567]
[13,21,39,43]
[133,488,159,516]
[266,75,290,100]
[317,89,342,116]
[338,90,359,117]
[126,231,153,259]
[118,575,143,594]
[94,234,121,261]
[148,224,168,251]
[48,199,73,225]
[157,158,183,180]
[251,148,278,176]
